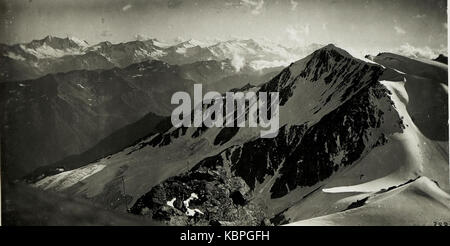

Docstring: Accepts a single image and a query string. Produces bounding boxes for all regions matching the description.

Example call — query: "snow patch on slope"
[183,193,204,216]
[33,163,106,191]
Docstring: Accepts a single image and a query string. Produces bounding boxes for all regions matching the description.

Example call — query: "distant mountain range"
[0,36,321,81]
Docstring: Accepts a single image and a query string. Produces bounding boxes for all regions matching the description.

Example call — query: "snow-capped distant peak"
[176,39,210,48]
[13,35,91,59]
[67,36,89,48]
[36,35,89,49]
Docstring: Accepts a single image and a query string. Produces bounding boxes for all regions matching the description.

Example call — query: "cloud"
[285,24,310,46]
[300,25,310,36]
[394,26,406,35]
[231,52,245,72]
[396,43,446,59]
[134,34,149,41]
[286,24,310,38]
[290,0,298,11]
[122,4,132,11]
[249,59,290,70]
[241,0,264,15]
[286,26,301,43]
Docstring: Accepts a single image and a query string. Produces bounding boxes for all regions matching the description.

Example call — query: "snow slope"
[288,177,450,226]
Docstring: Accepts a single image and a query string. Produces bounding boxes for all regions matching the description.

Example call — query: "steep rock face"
[258,45,384,115]
[268,82,402,197]
[128,46,404,225]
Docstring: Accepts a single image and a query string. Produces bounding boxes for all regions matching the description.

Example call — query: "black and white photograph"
[0,0,449,228]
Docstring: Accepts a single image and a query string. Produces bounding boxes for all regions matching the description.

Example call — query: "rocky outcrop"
[129,157,266,226]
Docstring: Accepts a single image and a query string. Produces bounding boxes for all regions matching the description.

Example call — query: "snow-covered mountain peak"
[10,35,91,59]
[174,39,209,48]
[30,35,88,50]
[66,36,89,48]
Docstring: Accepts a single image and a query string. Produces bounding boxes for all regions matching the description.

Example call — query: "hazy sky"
[0,0,447,55]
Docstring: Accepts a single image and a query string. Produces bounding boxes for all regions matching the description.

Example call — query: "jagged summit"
[290,44,354,67]
[322,43,337,49]
[285,43,374,88]
[29,35,89,49]
[316,44,353,58]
